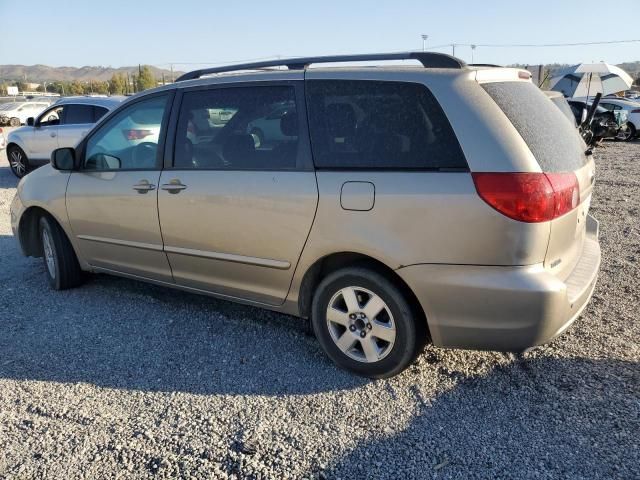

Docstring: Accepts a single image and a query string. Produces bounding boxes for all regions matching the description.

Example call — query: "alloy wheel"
[326,286,396,363]
[42,228,56,279]
[9,149,26,177]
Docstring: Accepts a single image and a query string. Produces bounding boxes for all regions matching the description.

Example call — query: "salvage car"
[6,96,124,178]
[0,101,50,127]
[568,99,626,143]
[598,97,640,140]
[11,53,601,378]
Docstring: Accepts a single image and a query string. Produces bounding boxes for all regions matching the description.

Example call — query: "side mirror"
[51,148,76,170]
[27,117,35,127]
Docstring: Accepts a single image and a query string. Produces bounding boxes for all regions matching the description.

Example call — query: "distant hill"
[0,64,185,83]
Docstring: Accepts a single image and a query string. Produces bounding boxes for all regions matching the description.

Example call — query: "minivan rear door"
[481,80,594,278]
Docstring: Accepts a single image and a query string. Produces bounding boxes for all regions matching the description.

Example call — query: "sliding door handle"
[161,180,187,194]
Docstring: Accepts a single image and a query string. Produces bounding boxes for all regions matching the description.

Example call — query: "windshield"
[0,103,21,111]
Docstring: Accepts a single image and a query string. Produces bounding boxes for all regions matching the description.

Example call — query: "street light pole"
[451,44,456,56]
[421,34,429,52]
[471,45,477,63]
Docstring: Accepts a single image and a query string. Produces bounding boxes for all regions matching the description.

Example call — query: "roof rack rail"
[176,52,466,82]
[468,63,503,68]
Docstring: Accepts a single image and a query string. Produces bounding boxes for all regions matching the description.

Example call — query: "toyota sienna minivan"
[10,52,601,378]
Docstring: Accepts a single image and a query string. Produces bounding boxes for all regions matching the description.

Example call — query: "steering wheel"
[132,142,157,168]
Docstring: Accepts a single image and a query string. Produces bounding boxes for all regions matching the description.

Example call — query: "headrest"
[326,103,357,137]
[280,110,298,137]
[223,134,255,163]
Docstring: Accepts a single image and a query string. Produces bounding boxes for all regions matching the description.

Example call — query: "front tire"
[311,267,423,378]
[9,117,20,127]
[8,145,29,178]
[39,216,84,290]
[626,122,637,141]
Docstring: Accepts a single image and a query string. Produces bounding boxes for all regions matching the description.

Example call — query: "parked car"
[6,96,124,178]
[10,53,601,378]
[567,99,624,143]
[0,101,50,127]
[597,97,640,140]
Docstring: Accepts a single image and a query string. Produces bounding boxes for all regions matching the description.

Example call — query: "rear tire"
[39,216,84,290]
[8,145,29,178]
[616,123,634,142]
[626,123,637,141]
[311,267,423,378]
[9,117,20,127]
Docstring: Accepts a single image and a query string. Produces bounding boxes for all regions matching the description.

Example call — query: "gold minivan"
[10,53,601,378]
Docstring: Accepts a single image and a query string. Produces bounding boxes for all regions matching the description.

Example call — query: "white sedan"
[0,101,51,127]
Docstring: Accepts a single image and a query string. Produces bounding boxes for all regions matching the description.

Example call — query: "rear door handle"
[133,180,156,193]
[161,181,187,194]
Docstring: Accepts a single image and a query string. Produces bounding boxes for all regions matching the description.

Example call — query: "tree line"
[0,65,161,96]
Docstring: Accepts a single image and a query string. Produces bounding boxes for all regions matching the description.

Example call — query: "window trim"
[163,80,314,172]
[304,79,469,172]
[35,104,64,127]
[76,90,175,173]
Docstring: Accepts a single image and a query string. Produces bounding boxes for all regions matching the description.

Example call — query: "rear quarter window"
[482,82,587,172]
[306,80,467,170]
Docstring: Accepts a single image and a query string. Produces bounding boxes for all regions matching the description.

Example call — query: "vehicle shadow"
[324,356,639,479]
[0,233,367,395]
[1,230,638,476]
[0,165,19,189]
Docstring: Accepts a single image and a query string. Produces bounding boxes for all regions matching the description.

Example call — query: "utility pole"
[451,44,456,56]
[471,45,476,63]
[421,34,429,52]
[170,63,174,83]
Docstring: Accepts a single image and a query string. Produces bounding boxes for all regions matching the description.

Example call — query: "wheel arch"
[297,251,429,338]
[17,206,74,259]
[6,141,26,154]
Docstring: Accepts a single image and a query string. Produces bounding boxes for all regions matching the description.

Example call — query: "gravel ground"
[0,139,638,479]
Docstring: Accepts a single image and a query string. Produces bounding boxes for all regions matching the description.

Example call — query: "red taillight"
[631,109,640,113]
[122,129,153,141]
[472,172,580,223]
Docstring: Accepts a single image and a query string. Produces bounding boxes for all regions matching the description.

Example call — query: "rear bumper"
[397,215,601,351]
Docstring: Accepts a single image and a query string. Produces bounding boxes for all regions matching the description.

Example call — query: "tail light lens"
[472,172,580,223]
[122,129,153,141]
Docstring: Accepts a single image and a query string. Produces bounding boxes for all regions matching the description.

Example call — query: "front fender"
[6,128,30,153]
[14,167,90,269]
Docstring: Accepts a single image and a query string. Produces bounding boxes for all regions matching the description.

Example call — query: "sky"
[1,0,639,70]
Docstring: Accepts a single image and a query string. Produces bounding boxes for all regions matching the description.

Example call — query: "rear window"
[482,82,586,172]
[64,104,94,124]
[549,96,577,127]
[306,80,467,170]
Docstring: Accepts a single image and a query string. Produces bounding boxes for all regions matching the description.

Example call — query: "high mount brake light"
[472,172,580,223]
